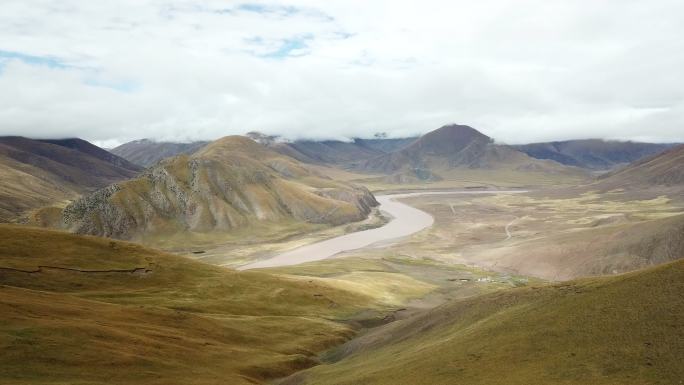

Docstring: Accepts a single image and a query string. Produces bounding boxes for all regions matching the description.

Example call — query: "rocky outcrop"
[61,184,132,239]
[314,186,378,217]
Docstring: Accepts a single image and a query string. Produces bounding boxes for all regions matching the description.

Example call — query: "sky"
[0,0,683,147]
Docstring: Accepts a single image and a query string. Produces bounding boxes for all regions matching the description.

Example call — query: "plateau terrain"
[3,2,683,383]
[1,125,682,385]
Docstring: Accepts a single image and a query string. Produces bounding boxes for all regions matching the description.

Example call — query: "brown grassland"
[0,225,396,385]
[285,258,684,385]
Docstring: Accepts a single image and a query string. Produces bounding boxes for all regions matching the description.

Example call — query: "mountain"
[360,124,586,183]
[276,140,384,167]
[110,139,209,167]
[60,136,377,242]
[245,132,418,168]
[515,139,675,170]
[353,137,417,153]
[288,258,684,385]
[0,137,141,221]
[0,224,374,385]
[598,144,684,187]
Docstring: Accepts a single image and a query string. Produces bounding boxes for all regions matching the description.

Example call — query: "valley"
[1,126,683,385]
[3,3,683,383]
[226,190,528,270]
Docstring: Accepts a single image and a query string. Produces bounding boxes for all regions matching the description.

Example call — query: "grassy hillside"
[0,137,140,221]
[288,259,684,385]
[598,144,684,188]
[0,225,386,385]
[0,155,72,221]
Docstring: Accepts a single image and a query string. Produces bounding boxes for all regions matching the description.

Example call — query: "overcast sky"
[1,0,683,146]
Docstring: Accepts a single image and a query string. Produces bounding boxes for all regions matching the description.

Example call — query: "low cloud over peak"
[1,0,683,146]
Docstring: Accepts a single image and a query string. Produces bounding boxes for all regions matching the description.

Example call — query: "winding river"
[239,190,526,270]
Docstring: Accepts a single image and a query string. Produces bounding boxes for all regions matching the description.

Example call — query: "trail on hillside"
[505,216,519,240]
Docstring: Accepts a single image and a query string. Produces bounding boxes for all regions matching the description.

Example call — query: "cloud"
[0,0,683,145]
[0,50,69,70]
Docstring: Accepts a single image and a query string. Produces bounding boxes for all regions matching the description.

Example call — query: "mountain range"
[514,139,675,170]
[111,130,673,174]
[3,125,680,231]
[110,134,418,169]
[1,123,683,385]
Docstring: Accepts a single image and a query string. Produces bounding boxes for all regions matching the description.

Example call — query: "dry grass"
[262,255,539,331]
[281,271,435,307]
[0,157,75,221]
[0,225,393,385]
[386,190,684,280]
[0,138,139,222]
[141,219,327,254]
[290,259,684,385]
[355,168,587,192]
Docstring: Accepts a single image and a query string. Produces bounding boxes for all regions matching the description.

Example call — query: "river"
[238,190,526,270]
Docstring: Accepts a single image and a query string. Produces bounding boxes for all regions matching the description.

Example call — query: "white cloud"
[0,0,683,145]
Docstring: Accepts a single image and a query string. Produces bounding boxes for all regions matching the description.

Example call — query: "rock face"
[62,136,378,240]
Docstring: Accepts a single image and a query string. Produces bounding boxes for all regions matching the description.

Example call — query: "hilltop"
[359,124,587,185]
